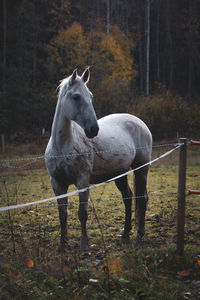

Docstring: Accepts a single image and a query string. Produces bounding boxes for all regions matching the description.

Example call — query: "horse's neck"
[51,98,72,147]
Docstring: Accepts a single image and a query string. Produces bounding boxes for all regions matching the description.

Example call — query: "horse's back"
[97,113,152,150]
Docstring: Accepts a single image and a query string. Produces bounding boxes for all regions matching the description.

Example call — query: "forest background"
[1,0,200,142]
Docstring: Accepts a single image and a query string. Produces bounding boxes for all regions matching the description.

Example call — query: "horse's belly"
[91,149,134,184]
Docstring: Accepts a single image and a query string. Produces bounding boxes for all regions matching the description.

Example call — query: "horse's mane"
[57,77,70,97]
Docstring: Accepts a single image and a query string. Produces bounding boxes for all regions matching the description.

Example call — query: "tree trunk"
[156,0,160,82]
[188,2,193,99]
[106,0,110,33]
[137,2,144,92]
[125,0,129,35]
[145,0,150,95]
[32,3,38,87]
[3,0,7,90]
[166,0,173,90]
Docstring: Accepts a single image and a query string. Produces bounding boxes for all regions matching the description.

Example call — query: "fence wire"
[0,142,186,255]
[0,142,180,169]
[0,144,181,212]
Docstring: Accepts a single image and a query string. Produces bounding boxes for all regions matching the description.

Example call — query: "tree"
[0,0,200,138]
[90,25,136,116]
[47,22,89,77]
[106,0,110,33]
[145,0,150,95]
[2,0,7,90]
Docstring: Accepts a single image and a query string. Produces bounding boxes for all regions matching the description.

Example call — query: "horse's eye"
[73,94,80,101]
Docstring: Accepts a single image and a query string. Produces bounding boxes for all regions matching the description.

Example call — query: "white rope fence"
[0,143,182,212]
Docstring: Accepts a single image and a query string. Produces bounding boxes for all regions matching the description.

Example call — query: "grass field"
[0,144,200,299]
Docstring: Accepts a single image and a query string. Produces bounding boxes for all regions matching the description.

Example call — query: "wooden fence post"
[176,138,187,256]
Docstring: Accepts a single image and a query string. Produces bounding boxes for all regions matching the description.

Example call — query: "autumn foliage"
[135,89,200,140]
[46,21,200,140]
[1,1,200,140]
[47,23,136,117]
[47,23,89,75]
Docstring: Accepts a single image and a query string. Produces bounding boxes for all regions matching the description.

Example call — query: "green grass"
[0,146,200,299]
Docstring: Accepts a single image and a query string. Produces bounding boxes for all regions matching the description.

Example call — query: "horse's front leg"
[51,177,68,252]
[78,189,89,251]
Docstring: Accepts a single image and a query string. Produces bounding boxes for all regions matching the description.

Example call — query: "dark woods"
[1,0,200,140]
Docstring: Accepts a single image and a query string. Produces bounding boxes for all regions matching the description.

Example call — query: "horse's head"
[59,67,99,139]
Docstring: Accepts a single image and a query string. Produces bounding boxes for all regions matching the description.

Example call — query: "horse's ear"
[69,68,77,85]
[81,67,91,84]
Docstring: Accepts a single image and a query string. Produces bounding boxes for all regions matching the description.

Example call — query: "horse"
[45,67,152,252]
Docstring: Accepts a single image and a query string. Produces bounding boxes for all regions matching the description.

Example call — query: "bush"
[135,90,200,140]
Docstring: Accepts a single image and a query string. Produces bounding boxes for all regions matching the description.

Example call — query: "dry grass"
[0,145,199,299]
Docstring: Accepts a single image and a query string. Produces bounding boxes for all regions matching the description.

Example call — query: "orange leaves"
[26,258,34,268]
[147,233,156,238]
[48,22,89,74]
[177,270,190,277]
[93,26,135,83]
[10,270,20,279]
[5,264,20,279]
[197,260,200,267]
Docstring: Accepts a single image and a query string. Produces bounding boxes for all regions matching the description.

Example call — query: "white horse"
[45,68,152,252]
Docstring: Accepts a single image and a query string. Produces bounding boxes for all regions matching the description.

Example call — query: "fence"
[0,139,199,256]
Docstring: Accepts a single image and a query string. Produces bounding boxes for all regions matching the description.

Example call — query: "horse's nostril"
[85,125,99,138]
[91,125,99,136]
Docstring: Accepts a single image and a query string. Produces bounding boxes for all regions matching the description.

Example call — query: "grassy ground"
[0,145,199,299]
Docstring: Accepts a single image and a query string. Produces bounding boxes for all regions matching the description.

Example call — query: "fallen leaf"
[148,233,156,237]
[197,260,200,267]
[26,258,34,268]
[177,270,190,277]
[11,270,19,278]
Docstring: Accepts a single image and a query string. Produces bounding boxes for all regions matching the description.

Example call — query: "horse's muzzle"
[85,125,99,138]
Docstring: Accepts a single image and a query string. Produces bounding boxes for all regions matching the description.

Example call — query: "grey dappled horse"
[45,67,152,252]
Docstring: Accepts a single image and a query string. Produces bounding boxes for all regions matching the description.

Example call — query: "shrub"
[135,90,200,140]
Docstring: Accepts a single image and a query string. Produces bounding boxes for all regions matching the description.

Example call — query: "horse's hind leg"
[51,177,68,252]
[115,176,133,242]
[134,166,149,244]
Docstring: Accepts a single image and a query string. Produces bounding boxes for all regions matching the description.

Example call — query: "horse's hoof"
[57,245,67,253]
[120,234,130,244]
[133,234,144,246]
[80,237,89,252]
[80,245,89,253]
